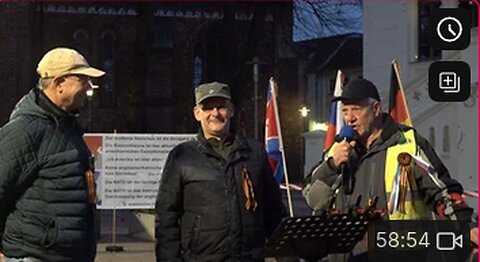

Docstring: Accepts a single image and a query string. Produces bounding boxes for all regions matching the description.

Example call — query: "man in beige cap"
[155,81,286,262]
[0,47,104,262]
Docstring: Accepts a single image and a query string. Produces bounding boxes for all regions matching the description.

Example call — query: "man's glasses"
[200,103,229,113]
[64,74,91,83]
[63,74,94,88]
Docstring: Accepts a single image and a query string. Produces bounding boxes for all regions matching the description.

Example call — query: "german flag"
[389,60,412,127]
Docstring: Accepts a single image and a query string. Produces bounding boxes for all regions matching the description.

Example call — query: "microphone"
[336,125,356,195]
[335,125,356,143]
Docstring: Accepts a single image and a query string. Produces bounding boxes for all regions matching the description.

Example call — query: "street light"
[299,106,310,132]
[299,106,310,180]
[86,81,98,132]
[299,106,310,118]
[86,89,94,97]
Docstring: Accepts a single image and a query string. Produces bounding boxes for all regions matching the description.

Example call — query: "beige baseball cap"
[37,47,105,79]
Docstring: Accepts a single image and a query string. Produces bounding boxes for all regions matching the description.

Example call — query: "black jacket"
[304,114,471,261]
[0,88,96,262]
[155,132,286,262]
[305,114,465,214]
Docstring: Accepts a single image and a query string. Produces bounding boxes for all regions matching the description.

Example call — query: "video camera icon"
[436,232,463,251]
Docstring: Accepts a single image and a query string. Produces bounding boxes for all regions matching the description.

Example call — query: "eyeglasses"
[64,74,91,83]
[200,103,229,113]
[62,74,95,89]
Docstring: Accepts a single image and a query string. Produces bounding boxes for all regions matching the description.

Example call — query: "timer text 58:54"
[376,231,430,249]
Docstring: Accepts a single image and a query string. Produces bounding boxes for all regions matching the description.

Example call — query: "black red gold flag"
[389,60,412,127]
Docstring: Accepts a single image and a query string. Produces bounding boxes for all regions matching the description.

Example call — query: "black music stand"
[263,212,381,260]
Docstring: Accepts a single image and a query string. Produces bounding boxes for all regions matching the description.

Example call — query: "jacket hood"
[10,87,77,124]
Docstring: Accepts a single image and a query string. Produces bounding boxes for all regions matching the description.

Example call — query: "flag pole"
[391,59,413,126]
[270,78,294,217]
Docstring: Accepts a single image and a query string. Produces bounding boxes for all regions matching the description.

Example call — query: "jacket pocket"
[41,218,58,248]
[187,215,201,255]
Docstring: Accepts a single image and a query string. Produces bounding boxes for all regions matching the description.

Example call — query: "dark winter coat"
[155,132,286,262]
[0,88,96,262]
[305,114,464,214]
[303,113,470,262]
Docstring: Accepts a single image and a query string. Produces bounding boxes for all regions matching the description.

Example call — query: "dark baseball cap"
[333,78,380,102]
[195,82,231,104]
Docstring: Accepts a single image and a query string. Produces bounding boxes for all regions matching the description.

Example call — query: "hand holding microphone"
[331,125,357,167]
[331,125,357,195]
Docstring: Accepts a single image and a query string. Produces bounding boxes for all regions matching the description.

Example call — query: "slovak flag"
[324,70,345,151]
[265,78,284,183]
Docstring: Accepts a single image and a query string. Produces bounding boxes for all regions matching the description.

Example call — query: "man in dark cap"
[155,81,286,261]
[303,78,474,261]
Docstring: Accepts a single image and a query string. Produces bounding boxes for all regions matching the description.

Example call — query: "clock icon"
[436,16,463,43]
[428,9,470,50]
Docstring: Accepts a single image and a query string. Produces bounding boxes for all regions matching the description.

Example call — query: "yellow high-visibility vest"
[385,129,429,220]
[325,129,429,219]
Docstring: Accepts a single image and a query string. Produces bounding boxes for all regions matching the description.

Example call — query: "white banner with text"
[84,133,195,209]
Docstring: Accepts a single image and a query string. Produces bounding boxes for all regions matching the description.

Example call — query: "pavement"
[95,239,279,262]
[94,189,309,262]
[96,236,155,262]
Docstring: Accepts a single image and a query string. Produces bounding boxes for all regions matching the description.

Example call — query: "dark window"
[100,29,116,108]
[146,54,173,103]
[418,1,441,60]
[153,20,173,49]
[193,56,203,88]
[319,78,336,122]
[328,78,335,98]
[72,29,89,58]
[458,0,478,28]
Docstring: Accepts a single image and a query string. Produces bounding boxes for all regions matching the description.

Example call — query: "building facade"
[0,2,307,182]
[363,0,478,205]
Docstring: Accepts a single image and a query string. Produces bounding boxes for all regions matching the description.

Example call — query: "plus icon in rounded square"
[428,61,470,102]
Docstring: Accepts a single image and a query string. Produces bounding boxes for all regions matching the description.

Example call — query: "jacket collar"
[37,88,79,120]
[10,87,79,127]
[196,129,251,161]
[362,113,406,158]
